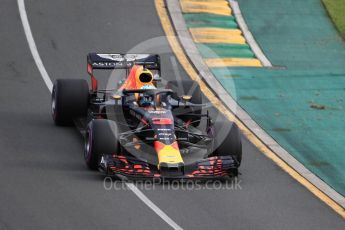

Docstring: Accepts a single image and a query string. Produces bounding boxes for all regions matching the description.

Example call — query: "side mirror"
[112,94,122,100]
[181,95,192,102]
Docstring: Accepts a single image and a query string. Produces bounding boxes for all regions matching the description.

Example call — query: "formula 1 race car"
[51,53,242,179]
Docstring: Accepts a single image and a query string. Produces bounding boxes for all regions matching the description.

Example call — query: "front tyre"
[213,121,242,166]
[84,119,119,170]
[52,79,89,126]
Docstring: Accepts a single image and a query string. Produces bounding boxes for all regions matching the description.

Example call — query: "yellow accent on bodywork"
[157,144,184,166]
[134,66,154,87]
[181,95,192,101]
[112,94,122,100]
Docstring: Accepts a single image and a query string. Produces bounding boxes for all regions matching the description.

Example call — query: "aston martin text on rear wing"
[87,53,160,70]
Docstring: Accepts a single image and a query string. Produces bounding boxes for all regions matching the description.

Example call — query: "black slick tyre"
[84,119,119,170]
[51,79,89,126]
[213,121,242,166]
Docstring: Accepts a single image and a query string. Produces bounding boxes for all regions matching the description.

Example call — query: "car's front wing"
[99,154,239,179]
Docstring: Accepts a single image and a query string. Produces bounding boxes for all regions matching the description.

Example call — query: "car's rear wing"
[87,53,161,91]
[87,53,160,70]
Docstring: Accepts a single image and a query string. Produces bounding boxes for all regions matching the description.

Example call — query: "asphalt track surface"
[0,0,344,229]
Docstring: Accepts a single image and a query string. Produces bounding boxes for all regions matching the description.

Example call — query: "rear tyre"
[213,121,242,166]
[166,80,203,127]
[52,79,89,126]
[84,119,119,170]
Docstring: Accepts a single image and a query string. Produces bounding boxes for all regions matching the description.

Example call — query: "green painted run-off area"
[184,0,345,196]
[212,0,345,195]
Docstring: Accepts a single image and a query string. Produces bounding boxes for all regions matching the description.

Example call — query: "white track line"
[125,183,183,230]
[17,0,53,91]
[17,0,183,229]
[229,0,272,67]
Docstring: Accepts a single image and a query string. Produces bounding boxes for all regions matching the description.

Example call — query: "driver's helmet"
[139,85,156,107]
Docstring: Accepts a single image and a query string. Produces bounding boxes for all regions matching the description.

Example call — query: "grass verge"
[322,0,345,39]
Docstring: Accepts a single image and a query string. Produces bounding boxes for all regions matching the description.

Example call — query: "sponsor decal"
[158,133,172,136]
[92,62,129,68]
[148,110,167,114]
[157,128,170,131]
[152,118,172,125]
[96,54,150,62]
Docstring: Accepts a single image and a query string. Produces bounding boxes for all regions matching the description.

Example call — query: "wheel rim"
[84,131,92,161]
[51,88,57,119]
